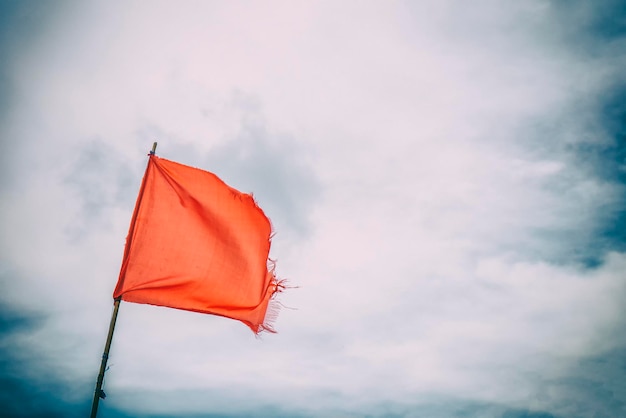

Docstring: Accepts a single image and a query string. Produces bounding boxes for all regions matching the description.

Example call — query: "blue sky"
[1,1,625,417]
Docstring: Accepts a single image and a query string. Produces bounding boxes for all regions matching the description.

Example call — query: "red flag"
[113,155,282,334]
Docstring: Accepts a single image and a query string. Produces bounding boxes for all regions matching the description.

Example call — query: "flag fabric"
[113,155,282,334]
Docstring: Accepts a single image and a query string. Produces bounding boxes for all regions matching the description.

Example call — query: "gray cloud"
[63,138,136,240]
[203,119,320,240]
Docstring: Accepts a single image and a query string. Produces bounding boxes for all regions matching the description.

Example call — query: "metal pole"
[90,298,121,418]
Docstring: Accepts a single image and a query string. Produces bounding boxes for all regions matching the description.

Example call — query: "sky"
[0,1,625,417]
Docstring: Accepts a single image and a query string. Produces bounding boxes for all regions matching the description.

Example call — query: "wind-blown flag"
[113,155,282,333]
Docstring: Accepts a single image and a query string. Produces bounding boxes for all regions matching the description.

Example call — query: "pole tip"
[150,142,158,155]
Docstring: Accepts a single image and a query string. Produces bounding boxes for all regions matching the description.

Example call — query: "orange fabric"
[113,155,281,334]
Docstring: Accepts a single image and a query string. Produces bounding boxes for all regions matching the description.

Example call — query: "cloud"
[1,0,625,417]
[202,104,321,239]
[62,138,137,240]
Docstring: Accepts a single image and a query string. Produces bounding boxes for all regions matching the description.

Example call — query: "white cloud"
[1,0,625,416]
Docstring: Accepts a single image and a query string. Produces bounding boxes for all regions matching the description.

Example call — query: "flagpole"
[90,298,121,418]
[90,142,157,418]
